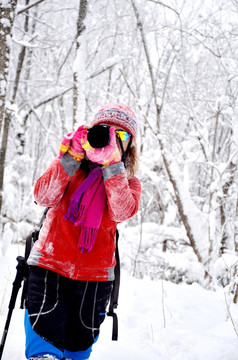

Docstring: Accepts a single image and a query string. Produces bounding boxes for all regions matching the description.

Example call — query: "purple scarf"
[64,167,106,252]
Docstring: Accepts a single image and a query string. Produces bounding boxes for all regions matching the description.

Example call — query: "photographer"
[24,103,141,360]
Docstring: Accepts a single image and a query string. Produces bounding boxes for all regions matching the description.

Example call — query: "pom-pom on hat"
[91,103,139,139]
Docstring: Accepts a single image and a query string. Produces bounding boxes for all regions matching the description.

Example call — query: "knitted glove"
[58,125,87,161]
[81,127,121,167]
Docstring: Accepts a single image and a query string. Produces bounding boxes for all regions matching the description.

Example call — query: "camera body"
[87,124,110,148]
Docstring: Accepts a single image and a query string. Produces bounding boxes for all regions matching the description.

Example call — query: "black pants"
[26,266,113,352]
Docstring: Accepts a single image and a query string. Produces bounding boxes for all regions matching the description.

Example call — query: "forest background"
[1,0,238,305]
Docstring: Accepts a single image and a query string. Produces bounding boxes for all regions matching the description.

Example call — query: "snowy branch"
[16,0,45,15]
[22,86,73,123]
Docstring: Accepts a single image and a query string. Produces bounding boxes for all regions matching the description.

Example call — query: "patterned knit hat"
[91,103,139,139]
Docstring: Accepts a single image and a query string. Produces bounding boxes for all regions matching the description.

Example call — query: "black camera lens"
[87,124,110,148]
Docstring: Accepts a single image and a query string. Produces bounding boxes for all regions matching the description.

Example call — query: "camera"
[87,124,110,148]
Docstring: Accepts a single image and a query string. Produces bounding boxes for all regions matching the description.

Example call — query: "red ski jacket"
[28,154,141,281]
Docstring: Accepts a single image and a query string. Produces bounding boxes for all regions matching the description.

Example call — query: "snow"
[213,254,238,282]
[0,0,11,8]
[11,39,38,48]
[1,245,238,360]
[0,18,11,27]
[0,80,7,95]
[1,223,14,256]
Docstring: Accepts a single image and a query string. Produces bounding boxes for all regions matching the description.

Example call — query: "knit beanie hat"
[91,103,139,139]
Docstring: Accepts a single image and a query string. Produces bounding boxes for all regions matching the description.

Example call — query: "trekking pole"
[0,256,27,360]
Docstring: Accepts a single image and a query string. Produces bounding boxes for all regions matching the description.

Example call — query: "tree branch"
[22,86,73,123]
[16,0,45,15]
[148,0,181,18]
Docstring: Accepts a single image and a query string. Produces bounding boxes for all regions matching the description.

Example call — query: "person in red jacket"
[25,103,141,360]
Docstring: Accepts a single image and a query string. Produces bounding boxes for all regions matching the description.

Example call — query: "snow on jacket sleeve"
[103,162,141,223]
[34,153,81,207]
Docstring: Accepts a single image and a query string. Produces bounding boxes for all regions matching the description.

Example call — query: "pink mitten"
[59,125,87,161]
[81,127,121,166]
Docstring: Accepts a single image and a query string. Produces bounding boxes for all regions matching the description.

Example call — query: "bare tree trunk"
[234,194,238,253]
[162,154,204,265]
[219,164,235,255]
[207,108,220,261]
[0,0,42,217]
[131,0,205,269]
[0,0,17,133]
[73,0,88,127]
[13,0,31,158]
[0,0,45,217]
[0,0,18,216]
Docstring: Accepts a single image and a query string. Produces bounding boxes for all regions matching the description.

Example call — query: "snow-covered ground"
[1,245,238,360]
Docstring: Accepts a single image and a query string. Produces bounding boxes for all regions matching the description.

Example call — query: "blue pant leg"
[63,336,99,360]
[24,310,64,359]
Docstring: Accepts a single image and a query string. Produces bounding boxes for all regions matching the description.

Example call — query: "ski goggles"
[115,129,131,141]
